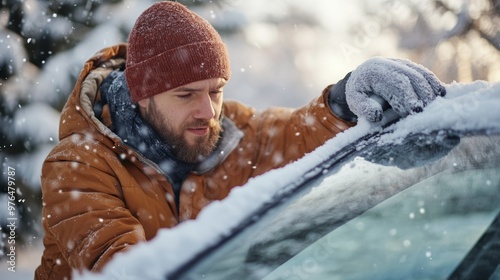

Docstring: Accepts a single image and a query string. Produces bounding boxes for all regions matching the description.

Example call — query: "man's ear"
[137,98,150,110]
[137,98,150,118]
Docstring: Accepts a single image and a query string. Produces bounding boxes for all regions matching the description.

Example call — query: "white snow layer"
[76,80,499,280]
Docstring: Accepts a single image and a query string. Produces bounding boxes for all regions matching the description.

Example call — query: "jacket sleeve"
[40,142,146,272]
[224,86,355,177]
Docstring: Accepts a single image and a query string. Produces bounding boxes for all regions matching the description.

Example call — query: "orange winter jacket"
[35,44,353,279]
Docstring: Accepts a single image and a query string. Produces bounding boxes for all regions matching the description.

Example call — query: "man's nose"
[194,93,216,120]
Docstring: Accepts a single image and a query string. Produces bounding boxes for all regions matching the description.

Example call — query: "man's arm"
[223,90,354,177]
[41,145,146,272]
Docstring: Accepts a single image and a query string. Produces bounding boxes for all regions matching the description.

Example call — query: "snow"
[12,103,59,144]
[35,24,123,105]
[0,29,26,77]
[8,106,58,191]
[75,80,500,280]
[383,80,500,142]
[9,144,55,191]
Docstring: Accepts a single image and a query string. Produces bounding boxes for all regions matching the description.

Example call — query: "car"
[79,81,500,280]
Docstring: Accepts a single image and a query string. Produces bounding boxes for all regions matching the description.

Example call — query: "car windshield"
[174,130,500,280]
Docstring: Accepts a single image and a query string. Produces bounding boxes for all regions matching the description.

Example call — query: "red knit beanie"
[125,1,231,103]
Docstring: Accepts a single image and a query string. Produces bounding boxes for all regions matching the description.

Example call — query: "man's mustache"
[186,118,221,130]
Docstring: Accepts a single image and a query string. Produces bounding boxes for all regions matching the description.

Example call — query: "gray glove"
[329,57,446,123]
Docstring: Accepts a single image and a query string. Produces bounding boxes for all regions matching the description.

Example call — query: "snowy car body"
[79,81,500,280]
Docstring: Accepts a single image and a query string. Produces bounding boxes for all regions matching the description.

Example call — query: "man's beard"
[144,98,222,163]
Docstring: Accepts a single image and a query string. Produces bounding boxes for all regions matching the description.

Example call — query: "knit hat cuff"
[126,41,231,103]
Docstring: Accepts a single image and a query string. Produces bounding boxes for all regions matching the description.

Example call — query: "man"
[35,1,445,279]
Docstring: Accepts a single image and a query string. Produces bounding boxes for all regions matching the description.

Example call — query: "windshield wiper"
[448,210,500,280]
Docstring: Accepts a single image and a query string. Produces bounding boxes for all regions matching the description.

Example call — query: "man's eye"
[210,90,222,95]
[177,93,192,99]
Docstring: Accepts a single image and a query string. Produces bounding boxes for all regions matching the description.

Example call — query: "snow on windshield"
[76,80,500,280]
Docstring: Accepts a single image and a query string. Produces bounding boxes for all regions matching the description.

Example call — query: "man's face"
[138,78,226,163]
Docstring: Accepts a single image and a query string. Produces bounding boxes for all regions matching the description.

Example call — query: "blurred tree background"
[365,0,500,82]
[0,0,498,260]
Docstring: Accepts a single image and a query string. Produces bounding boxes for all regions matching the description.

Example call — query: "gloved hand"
[329,57,446,123]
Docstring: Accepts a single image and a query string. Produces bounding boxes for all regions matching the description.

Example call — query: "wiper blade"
[448,210,500,280]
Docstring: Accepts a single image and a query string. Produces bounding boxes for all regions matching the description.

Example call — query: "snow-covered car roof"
[76,81,500,280]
